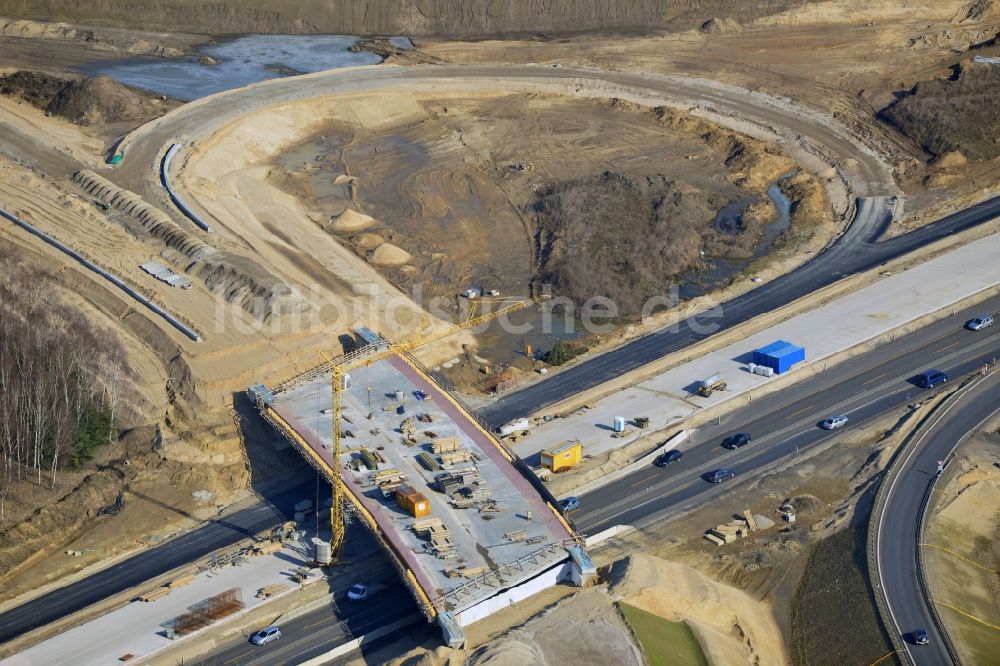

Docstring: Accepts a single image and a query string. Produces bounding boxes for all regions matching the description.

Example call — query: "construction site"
[2,1,1000,664]
[250,326,591,645]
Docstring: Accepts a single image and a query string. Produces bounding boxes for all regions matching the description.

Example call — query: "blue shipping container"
[753,340,805,374]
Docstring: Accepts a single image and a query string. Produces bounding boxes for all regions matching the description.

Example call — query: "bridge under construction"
[250,333,594,646]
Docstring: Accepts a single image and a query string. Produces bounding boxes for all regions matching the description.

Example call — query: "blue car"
[916,369,947,388]
[559,496,580,512]
[706,469,736,483]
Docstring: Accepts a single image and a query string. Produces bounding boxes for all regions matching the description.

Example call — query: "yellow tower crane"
[319,294,549,559]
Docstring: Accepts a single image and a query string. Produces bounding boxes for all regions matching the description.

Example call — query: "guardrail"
[161,143,212,232]
[866,374,984,664]
[0,206,202,342]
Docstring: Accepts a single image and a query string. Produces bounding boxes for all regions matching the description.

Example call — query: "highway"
[191,574,420,666]
[875,367,1000,666]
[482,194,1000,427]
[0,480,314,645]
[570,294,1000,535]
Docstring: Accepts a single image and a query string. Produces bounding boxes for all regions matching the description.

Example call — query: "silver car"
[966,314,994,331]
[251,625,281,645]
[820,415,849,430]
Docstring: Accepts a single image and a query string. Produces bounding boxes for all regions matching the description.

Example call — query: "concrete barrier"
[162,143,212,232]
[585,524,635,548]
[297,614,421,666]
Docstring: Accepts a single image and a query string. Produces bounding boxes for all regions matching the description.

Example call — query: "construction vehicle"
[317,294,549,560]
[697,372,727,397]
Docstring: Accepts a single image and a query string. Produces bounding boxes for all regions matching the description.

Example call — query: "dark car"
[916,369,948,388]
[912,628,929,645]
[654,449,683,467]
[721,433,751,450]
[705,469,736,483]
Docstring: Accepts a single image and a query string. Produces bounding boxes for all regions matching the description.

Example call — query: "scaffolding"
[171,588,244,635]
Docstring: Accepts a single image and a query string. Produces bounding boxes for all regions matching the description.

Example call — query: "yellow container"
[396,485,432,518]
[541,440,583,472]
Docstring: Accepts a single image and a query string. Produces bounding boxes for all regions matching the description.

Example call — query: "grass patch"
[790,525,899,666]
[619,602,708,666]
[924,511,1000,664]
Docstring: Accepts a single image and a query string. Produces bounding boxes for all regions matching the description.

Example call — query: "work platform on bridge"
[253,347,588,644]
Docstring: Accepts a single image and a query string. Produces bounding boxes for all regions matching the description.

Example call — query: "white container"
[499,418,531,437]
[613,416,626,433]
[313,537,332,565]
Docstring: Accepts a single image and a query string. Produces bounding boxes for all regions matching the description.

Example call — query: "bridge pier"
[566,544,597,587]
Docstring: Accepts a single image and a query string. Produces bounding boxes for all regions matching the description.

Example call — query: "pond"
[79,34,406,101]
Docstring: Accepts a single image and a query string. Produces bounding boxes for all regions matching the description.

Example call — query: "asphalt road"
[481,194,1000,427]
[191,573,420,666]
[875,368,1000,666]
[0,480,314,646]
[569,294,1000,536]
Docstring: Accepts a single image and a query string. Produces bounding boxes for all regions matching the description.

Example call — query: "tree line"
[0,248,129,524]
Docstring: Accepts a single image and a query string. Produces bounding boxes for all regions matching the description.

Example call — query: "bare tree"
[0,247,131,522]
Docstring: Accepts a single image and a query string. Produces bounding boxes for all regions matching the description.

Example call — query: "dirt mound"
[703,130,798,191]
[0,70,173,125]
[534,171,762,317]
[47,75,160,125]
[609,553,788,665]
[467,639,545,665]
[0,70,72,108]
[192,254,311,322]
[370,242,412,266]
[780,171,829,227]
[700,17,742,34]
[330,207,376,232]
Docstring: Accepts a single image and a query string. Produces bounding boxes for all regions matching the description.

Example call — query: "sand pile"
[330,207,375,232]
[370,242,412,266]
[609,553,788,666]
